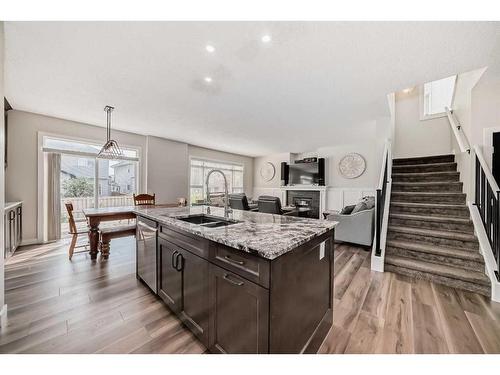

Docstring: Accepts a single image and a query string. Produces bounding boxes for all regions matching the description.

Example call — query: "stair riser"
[392,173,460,183]
[393,163,457,173]
[389,218,474,233]
[392,183,463,192]
[387,231,479,250]
[391,193,466,204]
[393,155,455,166]
[384,264,490,297]
[386,246,484,272]
[390,204,470,218]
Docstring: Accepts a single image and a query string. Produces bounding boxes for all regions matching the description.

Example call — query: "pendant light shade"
[97,105,125,160]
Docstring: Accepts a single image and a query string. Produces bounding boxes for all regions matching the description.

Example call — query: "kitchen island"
[134,205,337,354]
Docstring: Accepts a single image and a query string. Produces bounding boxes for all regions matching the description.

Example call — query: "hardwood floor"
[1,238,500,353]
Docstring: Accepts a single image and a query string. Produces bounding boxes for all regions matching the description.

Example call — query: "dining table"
[83,204,178,259]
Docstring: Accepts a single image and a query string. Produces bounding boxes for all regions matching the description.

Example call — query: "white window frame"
[188,156,244,205]
[419,75,458,121]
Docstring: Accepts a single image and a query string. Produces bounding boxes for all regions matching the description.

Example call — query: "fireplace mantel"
[280,185,329,191]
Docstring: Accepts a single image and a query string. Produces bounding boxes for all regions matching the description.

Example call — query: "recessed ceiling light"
[261,35,272,43]
[205,45,215,53]
[204,77,213,83]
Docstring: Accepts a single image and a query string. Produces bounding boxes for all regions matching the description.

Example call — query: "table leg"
[88,218,100,260]
[100,237,110,260]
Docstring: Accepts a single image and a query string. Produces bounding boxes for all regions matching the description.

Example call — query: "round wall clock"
[338,153,366,179]
[260,162,276,182]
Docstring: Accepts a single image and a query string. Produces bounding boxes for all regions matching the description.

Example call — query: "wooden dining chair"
[65,202,89,260]
[133,193,155,206]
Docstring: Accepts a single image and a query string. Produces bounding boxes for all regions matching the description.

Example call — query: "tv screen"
[289,162,319,185]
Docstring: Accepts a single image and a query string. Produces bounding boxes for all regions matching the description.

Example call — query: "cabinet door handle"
[171,250,179,269]
[223,273,244,286]
[224,255,245,266]
[175,253,184,272]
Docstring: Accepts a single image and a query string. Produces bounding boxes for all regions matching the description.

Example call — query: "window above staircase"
[421,75,457,120]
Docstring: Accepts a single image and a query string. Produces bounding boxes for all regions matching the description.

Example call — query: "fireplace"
[286,190,320,219]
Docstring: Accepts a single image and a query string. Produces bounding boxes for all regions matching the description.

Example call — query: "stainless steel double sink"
[172,214,240,228]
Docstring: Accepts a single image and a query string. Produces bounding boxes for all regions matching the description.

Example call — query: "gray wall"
[393,88,452,158]
[146,135,189,204]
[5,110,253,243]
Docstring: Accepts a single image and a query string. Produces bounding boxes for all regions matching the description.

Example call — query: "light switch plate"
[319,242,325,260]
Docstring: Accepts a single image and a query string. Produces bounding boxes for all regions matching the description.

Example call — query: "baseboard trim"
[468,202,500,302]
[0,304,7,329]
[20,238,40,246]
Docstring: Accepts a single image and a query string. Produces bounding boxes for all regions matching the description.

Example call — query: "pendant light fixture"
[97,105,125,159]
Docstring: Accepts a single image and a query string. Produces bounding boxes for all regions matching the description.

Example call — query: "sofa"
[326,196,375,247]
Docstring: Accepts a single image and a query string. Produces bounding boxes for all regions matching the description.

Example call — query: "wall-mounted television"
[289,161,323,185]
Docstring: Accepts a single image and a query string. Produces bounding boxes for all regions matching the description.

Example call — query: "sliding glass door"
[60,154,96,234]
[42,135,139,235]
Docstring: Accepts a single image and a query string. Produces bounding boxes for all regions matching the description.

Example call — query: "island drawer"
[210,244,270,288]
[159,225,210,259]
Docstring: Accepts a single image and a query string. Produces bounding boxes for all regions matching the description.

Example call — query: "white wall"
[188,145,254,196]
[0,21,6,326]
[471,67,500,169]
[450,68,486,202]
[5,110,148,243]
[393,88,452,158]
[253,138,381,211]
[5,110,254,243]
[146,135,188,204]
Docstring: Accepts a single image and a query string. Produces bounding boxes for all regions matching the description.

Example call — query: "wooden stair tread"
[392,181,462,187]
[392,154,454,165]
[386,239,484,262]
[393,162,457,169]
[392,192,465,197]
[391,201,467,209]
[389,213,471,224]
[385,255,490,285]
[392,171,459,177]
[388,225,477,242]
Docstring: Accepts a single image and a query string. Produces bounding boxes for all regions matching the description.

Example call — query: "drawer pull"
[223,273,244,286]
[224,255,245,265]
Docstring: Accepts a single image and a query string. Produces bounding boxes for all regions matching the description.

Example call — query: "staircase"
[385,154,491,297]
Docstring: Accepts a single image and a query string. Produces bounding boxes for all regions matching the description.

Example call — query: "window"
[189,158,244,204]
[421,75,457,119]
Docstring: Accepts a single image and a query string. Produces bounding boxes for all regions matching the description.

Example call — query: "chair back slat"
[133,193,156,206]
[65,202,77,234]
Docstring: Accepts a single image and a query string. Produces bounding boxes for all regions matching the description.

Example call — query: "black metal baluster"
[375,188,382,256]
[475,156,480,207]
[481,169,486,224]
[495,192,500,281]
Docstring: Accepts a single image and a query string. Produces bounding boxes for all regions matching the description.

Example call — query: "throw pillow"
[362,196,375,209]
[351,201,369,214]
[340,204,356,215]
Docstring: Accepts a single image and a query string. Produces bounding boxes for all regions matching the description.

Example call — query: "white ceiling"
[4,22,500,157]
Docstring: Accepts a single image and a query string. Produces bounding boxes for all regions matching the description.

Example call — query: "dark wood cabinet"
[157,236,210,346]
[149,219,334,354]
[208,264,269,354]
[158,237,182,313]
[4,203,22,259]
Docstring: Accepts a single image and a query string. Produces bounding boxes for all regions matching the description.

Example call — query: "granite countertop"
[5,201,22,210]
[135,205,337,260]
